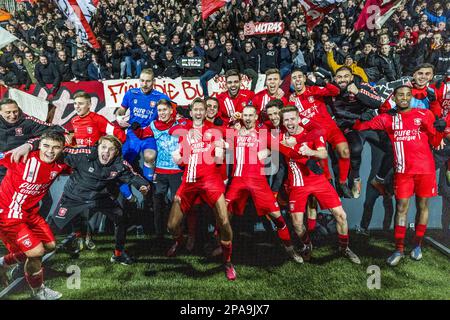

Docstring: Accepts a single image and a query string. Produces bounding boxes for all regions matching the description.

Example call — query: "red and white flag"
[299,0,340,31]
[202,0,228,20]
[53,0,100,49]
[354,0,404,31]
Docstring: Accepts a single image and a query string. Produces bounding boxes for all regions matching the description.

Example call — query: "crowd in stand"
[0,0,448,92]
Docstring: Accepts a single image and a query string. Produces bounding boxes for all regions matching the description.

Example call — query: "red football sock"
[271,215,292,247]
[114,249,122,257]
[25,268,44,290]
[338,233,349,250]
[75,232,82,238]
[414,224,427,247]
[221,242,232,263]
[338,157,350,184]
[300,231,311,245]
[307,218,316,232]
[3,252,27,266]
[394,225,407,253]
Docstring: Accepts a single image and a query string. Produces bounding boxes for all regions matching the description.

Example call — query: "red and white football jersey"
[229,124,273,178]
[252,89,288,115]
[279,131,326,187]
[178,121,223,182]
[354,109,442,174]
[70,112,126,147]
[216,89,255,124]
[432,79,450,118]
[0,151,70,220]
[288,84,338,126]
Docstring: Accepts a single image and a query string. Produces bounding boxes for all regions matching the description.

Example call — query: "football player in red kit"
[167,98,236,280]
[252,69,288,117]
[288,68,352,198]
[0,131,70,299]
[216,69,255,126]
[354,85,446,266]
[224,105,303,263]
[68,91,126,251]
[278,106,361,264]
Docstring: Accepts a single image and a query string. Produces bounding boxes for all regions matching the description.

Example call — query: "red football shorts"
[176,174,225,213]
[0,212,55,254]
[326,123,347,148]
[394,173,437,199]
[226,176,279,216]
[289,176,342,213]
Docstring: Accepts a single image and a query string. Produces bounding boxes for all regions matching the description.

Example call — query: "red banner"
[18,81,107,127]
[299,0,336,31]
[202,0,227,20]
[354,0,402,31]
[243,22,285,36]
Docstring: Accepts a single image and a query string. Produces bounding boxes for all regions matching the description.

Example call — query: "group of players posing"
[0,65,448,299]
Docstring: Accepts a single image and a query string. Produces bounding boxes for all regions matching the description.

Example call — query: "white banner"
[0,26,18,49]
[8,88,49,121]
[103,74,266,108]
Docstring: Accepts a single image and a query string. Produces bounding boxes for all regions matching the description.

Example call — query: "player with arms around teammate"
[279,106,361,264]
[0,131,69,299]
[354,85,446,266]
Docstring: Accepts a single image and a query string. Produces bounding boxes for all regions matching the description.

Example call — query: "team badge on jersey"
[88,167,95,173]
[58,207,67,217]
[87,127,93,134]
[15,127,23,136]
[133,99,138,104]
[150,101,156,107]
[23,238,32,248]
[308,96,315,103]
[50,171,58,179]
[0,152,4,160]
[414,118,422,126]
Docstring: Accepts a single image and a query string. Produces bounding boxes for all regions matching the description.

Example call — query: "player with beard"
[288,68,352,198]
[0,131,69,299]
[354,85,446,266]
[278,106,361,264]
[224,105,303,263]
[331,66,393,199]
[216,69,255,126]
[166,98,236,280]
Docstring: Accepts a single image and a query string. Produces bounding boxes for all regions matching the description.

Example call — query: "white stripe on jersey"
[187,153,198,183]
[224,98,235,117]
[295,97,304,112]
[106,123,114,135]
[261,94,270,113]
[8,192,27,219]
[392,114,405,173]
[289,161,304,187]
[32,160,41,183]
[23,158,31,181]
[234,146,244,177]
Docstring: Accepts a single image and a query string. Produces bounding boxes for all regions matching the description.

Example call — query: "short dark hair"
[73,91,91,102]
[335,66,353,74]
[205,96,219,105]
[157,98,172,108]
[225,69,241,80]
[0,98,19,110]
[280,105,299,118]
[413,63,435,74]
[291,67,306,76]
[265,99,284,111]
[40,130,65,146]
[393,84,412,95]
